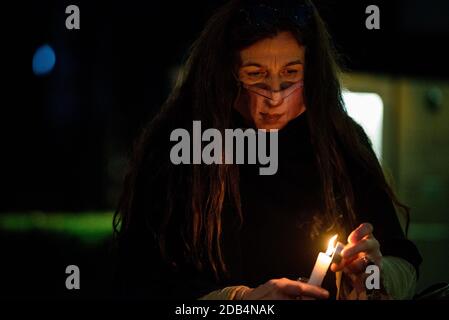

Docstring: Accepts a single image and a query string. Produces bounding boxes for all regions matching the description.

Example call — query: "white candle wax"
[308,252,332,287]
[307,234,338,287]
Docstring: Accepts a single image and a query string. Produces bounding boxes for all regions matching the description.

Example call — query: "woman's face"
[235,31,306,130]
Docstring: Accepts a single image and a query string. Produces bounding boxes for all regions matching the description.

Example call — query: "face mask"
[242,81,303,106]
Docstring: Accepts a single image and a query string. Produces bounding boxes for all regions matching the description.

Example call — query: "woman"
[113,0,422,300]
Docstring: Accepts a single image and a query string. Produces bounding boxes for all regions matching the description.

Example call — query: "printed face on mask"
[235,31,306,130]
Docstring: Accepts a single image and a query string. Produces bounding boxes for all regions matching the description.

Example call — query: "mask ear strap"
[234,77,242,98]
[281,81,304,99]
[242,84,273,100]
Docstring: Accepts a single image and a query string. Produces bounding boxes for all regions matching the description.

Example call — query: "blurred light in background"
[32,44,56,76]
[0,212,112,244]
[343,91,384,161]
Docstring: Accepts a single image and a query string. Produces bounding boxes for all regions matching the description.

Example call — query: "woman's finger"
[273,278,329,299]
[341,238,379,259]
[331,252,362,272]
[330,257,354,272]
[343,256,371,274]
[270,291,296,300]
[273,279,303,297]
[296,281,329,299]
[347,223,373,244]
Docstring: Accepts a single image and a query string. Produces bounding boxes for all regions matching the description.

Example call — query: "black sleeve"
[349,122,422,276]
[352,175,423,276]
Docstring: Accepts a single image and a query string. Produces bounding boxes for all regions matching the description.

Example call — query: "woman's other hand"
[331,223,383,293]
[332,223,382,273]
[240,277,329,300]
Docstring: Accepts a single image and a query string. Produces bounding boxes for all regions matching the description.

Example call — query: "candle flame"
[325,234,338,256]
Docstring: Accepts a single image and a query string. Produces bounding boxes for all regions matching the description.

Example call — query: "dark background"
[1,0,448,298]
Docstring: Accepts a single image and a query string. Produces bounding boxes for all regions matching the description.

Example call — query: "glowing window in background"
[342,91,384,161]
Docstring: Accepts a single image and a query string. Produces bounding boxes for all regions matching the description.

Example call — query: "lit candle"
[308,234,342,287]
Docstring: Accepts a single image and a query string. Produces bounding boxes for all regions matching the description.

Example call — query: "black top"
[114,110,422,299]
[222,110,335,294]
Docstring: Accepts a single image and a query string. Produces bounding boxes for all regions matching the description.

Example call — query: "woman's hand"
[332,223,382,273]
[331,223,383,293]
[240,277,329,300]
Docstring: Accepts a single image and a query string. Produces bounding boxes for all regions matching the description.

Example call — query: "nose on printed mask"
[243,81,303,105]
